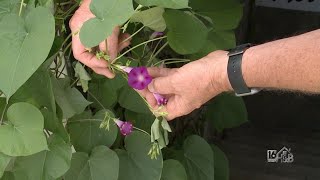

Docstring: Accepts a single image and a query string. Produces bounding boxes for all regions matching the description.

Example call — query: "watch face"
[256,0,320,12]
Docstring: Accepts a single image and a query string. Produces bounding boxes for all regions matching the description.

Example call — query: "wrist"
[205,51,232,94]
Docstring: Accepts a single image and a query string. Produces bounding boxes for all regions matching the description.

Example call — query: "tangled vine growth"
[0,0,248,179]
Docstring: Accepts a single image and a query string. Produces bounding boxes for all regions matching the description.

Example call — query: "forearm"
[212,29,320,94]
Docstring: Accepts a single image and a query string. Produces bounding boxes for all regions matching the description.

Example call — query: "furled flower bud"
[150,32,164,39]
[153,93,168,106]
[115,119,133,136]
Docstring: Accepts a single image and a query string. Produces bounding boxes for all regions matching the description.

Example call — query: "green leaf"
[67,110,118,153]
[206,93,248,132]
[135,0,189,9]
[11,135,72,180]
[64,146,119,180]
[88,74,125,109]
[163,10,208,54]
[131,7,166,32]
[116,132,163,180]
[0,7,55,100]
[80,0,134,47]
[0,0,19,19]
[211,144,229,180]
[182,135,214,180]
[10,68,68,142]
[190,0,243,30]
[0,103,47,156]
[161,159,187,180]
[74,62,91,93]
[51,77,91,119]
[0,153,11,178]
[0,172,14,180]
[118,86,150,114]
[190,29,236,59]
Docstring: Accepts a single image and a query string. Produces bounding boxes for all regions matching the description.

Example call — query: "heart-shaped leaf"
[206,93,248,132]
[135,0,189,9]
[131,7,166,32]
[0,103,48,156]
[51,77,91,119]
[10,135,72,180]
[80,0,134,47]
[182,135,214,180]
[0,153,11,178]
[0,0,19,19]
[190,0,243,30]
[74,62,91,93]
[116,132,163,180]
[0,7,55,100]
[67,110,118,153]
[163,10,208,54]
[211,144,229,180]
[10,67,69,142]
[64,146,119,180]
[161,159,187,180]
[118,86,150,114]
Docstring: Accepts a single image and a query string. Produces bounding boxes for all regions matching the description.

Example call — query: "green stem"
[147,42,168,66]
[0,103,8,125]
[113,36,167,63]
[120,25,145,45]
[18,0,24,16]
[148,39,163,62]
[153,58,191,66]
[133,127,150,136]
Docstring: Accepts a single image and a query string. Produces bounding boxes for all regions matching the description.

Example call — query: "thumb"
[148,77,174,95]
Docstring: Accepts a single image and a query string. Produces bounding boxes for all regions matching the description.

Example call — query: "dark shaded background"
[208,1,320,180]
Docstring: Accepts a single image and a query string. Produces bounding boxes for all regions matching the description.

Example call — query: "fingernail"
[148,83,155,92]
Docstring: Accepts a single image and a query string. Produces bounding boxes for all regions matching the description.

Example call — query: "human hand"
[147,51,231,120]
[69,0,131,78]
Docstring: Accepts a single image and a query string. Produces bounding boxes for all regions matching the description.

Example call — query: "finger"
[148,77,175,94]
[148,67,176,78]
[99,40,107,53]
[107,26,121,60]
[118,33,131,51]
[72,35,109,68]
[92,67,115,78]
[136,89,157,108]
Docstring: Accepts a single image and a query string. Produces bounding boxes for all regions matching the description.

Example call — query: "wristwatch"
[227,44,260,96]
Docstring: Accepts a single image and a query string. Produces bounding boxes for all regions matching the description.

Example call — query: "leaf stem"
[119,25,145,45]
[113,36,167,63]
[18,0,24,16]
[133,127,150,136]
[153,58,191,66]
[0,103,8,125]
[147,42,168,66]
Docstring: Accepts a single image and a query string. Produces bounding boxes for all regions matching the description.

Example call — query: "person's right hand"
[69,0,131,78]
[146,51,231,120]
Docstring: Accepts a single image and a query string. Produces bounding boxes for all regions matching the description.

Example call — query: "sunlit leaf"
[11,135,72,180]
[80,0,134,47]
[0,7,55,100]
[135,0,189,9]
[0,103,48,156]
[131,7,166,32]
[163,10,208,54]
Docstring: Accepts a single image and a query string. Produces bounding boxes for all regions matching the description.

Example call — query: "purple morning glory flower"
[128,67,152,90]
[115,119,133,136]
[153,93,168,106]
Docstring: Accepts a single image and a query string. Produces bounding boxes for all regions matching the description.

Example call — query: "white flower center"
[137,74,144,82]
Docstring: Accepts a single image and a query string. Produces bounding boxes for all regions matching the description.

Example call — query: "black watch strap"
[227,44,260,96]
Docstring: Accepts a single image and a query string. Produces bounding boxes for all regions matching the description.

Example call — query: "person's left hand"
[69,0,131,78]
